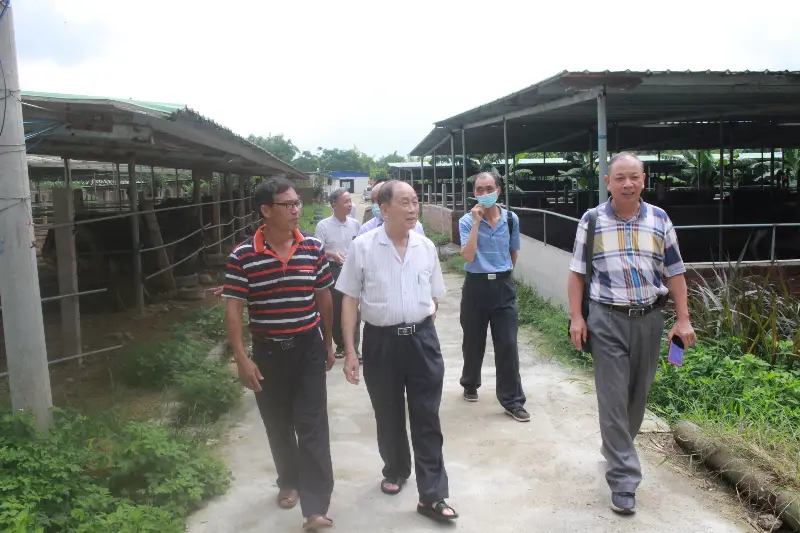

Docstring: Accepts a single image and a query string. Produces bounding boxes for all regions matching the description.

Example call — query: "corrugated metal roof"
[410,70,800,156]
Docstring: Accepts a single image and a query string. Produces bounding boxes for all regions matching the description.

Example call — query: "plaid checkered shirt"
[569,200,686,307]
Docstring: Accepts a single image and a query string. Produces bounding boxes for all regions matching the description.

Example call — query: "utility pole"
[0,2,54,430]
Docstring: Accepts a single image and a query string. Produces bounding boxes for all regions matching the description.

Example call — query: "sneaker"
[610,492,636,514]
[334,351,345,359]
[463,390,478,402]
[505,407,531,422]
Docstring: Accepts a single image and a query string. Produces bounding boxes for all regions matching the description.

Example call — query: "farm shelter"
[1,91,307,380]
[408,70,800,305]
[328,170,371,195]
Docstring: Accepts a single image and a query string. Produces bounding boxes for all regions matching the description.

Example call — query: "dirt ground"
[187,270,753,533]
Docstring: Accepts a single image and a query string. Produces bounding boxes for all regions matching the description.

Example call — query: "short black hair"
[254,177,294,214]
[376,180,400,206]
[328,187,348,205]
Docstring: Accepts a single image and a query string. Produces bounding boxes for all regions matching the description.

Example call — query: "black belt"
[365,316,432,336]
[253,327,319,351]
[465,271,512,280]
[595,296,666,318]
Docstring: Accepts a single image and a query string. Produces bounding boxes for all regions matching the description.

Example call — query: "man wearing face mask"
[458,172,529,423]
[359,181,426,236]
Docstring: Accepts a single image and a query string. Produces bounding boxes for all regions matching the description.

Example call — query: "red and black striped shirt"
[222,226,333,340]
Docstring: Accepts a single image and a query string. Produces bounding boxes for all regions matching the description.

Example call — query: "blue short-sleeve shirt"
[459,208,520,274]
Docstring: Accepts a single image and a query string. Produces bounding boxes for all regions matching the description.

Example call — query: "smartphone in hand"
[668,336,685,367]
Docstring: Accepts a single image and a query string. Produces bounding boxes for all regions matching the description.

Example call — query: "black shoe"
[463,390,478,402]
[610,492,636,514]
[505,406,531,422]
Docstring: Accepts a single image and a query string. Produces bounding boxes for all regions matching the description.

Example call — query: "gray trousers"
[587,300,664,493]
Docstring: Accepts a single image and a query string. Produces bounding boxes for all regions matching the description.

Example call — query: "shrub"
[0,410,229,533]
[176,364,242,422]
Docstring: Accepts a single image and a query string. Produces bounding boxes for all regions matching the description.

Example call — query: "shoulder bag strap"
[507,209,514,256]
[584,209,598,301]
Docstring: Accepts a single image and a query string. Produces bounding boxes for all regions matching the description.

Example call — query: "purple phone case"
[668,339,685,366]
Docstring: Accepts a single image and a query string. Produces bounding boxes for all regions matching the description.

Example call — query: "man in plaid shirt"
[567,152,696,515]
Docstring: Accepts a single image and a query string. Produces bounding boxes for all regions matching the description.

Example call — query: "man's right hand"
[569,316,588,351]
[471,204,485,223]
[237,357,264,392]
[343,350,360,385]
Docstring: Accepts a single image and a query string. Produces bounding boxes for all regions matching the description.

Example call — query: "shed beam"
[462,87,604,130]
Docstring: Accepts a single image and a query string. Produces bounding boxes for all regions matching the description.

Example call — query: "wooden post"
[129,158,144,314]
[115,163,122,211]
[139,195,177,295]
[174,168,180,198]
[53,187,81,359]
[441,183,447,207]
[224,173,235,249]
[237,175,245,240]
[150,166,157,199]
[210,185,222,254]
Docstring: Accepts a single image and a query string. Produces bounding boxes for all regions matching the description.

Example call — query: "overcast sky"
[15,0,800,158]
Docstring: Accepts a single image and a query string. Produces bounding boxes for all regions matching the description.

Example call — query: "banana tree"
[558,152,596,189]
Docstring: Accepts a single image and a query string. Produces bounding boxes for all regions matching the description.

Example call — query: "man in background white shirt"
[336,180,458,523]
[315,188,361,359]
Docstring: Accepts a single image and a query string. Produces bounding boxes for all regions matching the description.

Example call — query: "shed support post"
[150,166,156,198]
[419,159,424,203]
[115,163,122,210]
[719,121,725,259]
[210,184,222,254]
[450,132,456,210]
[442,183,447,208]
[192,168,204,254]
[771,148,776,189]
[129,157,144,315]
[431,149,437,205]
[53,187,81,360]
[237,176,245,240]
[461,129,467,212]
[503,118,509,207]
[140,196,176,295]
[225,173,235,249]
[63,157,72,188]
[174,169,180,198]
[597,91,609,204]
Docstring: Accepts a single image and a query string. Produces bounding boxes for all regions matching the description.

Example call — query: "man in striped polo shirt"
[567,152,696,515]
[223,177,336,530]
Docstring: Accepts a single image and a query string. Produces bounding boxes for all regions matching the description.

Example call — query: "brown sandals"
[303,515,333,530]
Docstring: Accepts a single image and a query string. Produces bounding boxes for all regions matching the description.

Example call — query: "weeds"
[120,305,241,423]
[0,409,229,533]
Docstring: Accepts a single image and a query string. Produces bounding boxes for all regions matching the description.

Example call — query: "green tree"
[247,134,299,164]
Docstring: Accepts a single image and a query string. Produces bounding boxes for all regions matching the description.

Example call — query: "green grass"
[299,203,330,234]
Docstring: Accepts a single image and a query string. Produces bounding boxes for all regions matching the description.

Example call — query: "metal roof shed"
[22,92,307,180]
[410,70,800,207]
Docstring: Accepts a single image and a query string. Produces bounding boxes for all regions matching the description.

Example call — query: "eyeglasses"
[272,200,303,210]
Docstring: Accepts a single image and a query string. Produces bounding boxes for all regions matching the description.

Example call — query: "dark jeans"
[362,318,449,504]
[459,273,526,409]
[252,329,334,517]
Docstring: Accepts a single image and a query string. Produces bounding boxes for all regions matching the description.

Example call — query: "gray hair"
[608,152,644,174]
[376,180,401,206]
[328,187,348,205]
[474,171,501,188]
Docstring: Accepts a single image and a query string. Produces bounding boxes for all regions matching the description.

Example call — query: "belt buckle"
[488,273,497,280]
[628,308,646,318]
[397,325,415,336]
[280,340,295,350]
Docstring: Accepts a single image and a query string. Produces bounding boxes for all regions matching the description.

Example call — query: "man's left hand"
[326,344,336,371]
[668,319,696,347]
[327,251,345,264]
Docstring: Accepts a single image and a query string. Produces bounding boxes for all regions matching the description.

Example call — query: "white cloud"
[15,0,800,156]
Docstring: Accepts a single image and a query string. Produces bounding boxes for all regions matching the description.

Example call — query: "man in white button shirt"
[336,180,458,523]
[315,188,361,360]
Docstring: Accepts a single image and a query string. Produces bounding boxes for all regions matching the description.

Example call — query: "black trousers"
[459,273,527,409]
[252,330,333,517]
[362,318,449,504]
[329,264,361,353]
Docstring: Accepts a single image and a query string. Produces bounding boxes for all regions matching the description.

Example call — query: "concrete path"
[188,269,748,533]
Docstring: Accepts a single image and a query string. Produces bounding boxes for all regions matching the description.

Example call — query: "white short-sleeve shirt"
[335,226,445,327]
[315,215,360,257]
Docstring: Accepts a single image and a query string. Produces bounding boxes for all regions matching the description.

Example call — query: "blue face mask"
[476,191,498,209]
[372,204,383,220]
